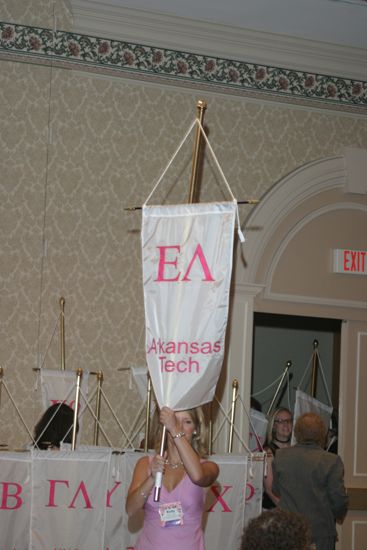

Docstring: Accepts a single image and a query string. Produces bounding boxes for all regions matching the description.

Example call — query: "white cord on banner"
[1,378,35,443]
[251,372,284,398]
[237,393,265,453]
[286,371,292,411]
[76,386,115,448]
[211,400,233,443]
[213,395,252,453]
[297,350,332,406]
[196,119,245,243]
[298,355,313,389]
[142,117,245,242]
[37,312,61,371]
[96,385,135,447]
[34,388,75,449]
[315,350,333,407]
[143,118,197,206]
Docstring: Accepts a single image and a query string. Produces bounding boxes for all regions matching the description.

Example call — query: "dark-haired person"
[34,403,77,450]
[241,508,312,550]
[272,412,348,550]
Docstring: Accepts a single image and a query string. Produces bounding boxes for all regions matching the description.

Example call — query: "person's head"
[241,509,311,550]
[251,397,262,412]
[294,412,327,447]
[149,406,208,456]
[34,403,77,450]
[266,407,293,445]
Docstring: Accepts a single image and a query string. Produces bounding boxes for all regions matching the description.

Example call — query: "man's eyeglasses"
[274,418,293,425]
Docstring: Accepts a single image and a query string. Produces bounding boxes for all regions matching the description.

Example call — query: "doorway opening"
[251,312,342,417]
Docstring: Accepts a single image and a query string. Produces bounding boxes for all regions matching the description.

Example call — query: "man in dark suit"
[272,412,348,550]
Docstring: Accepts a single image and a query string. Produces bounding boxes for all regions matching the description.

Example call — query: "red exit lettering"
[343,250,366,273]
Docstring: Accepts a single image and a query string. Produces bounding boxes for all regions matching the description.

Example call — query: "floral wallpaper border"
[1,21,366,112]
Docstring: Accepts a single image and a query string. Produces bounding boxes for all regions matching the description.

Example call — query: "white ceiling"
[99,0,367,49]
[71,0,367,80]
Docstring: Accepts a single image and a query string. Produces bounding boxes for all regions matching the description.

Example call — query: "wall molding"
[238,156,347,284]
[71,1,367,82]
[264,202,367,311]
[0,21,366,114]
[348,488,367,509]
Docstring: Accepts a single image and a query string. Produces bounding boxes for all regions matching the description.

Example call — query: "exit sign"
[333,249,367,275]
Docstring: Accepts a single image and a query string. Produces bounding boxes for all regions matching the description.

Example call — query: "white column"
[214,283,264,454]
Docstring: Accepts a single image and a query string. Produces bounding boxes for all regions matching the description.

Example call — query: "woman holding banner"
[126,406,219,549]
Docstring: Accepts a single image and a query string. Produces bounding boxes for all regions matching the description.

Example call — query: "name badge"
[159,501,184,527]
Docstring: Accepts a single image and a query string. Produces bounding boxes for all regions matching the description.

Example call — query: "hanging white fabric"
[291,389,333,445]
[142,201,236,409]
[0,452,31,550]
[30,449,111,550]
[243,452,266,528]
[39,368,89,442]
[203,454,248,550]
[40,368,89,411]
[248,409,268,452]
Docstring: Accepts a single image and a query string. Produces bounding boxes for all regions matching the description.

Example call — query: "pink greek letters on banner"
[1,451,250,550]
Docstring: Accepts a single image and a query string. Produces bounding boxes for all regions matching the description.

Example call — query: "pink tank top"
[134,472,205,550]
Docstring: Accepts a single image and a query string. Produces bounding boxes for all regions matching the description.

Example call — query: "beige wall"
[1,2,367,546]
[1,2,367,456]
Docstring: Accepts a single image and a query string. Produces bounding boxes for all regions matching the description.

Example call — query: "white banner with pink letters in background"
[0,450,264,550]
[0,452,31,550]
[141,202,236,410]
[40,368,89,411]
[30,449,110,550]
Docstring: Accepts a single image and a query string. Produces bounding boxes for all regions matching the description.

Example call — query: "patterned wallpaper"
[1,0,367,450]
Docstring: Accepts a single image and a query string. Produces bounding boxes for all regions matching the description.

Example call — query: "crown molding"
[70,0,367,81]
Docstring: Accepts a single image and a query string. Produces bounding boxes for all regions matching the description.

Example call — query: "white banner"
[40,368,89,411]
[1,450,254,550]
[39,368,89,441]
[142,202,236,409]
[204,454,247,550]
[30,449,110,550]
[105,451,132,550]
[243,452,266,526]
[0,452,31,550]
[292,389,333,445]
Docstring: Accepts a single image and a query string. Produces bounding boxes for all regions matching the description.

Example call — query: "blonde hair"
[266,407,293,445]
[148,406,208,457]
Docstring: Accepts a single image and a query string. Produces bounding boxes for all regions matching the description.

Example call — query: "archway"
[223,153,367,546]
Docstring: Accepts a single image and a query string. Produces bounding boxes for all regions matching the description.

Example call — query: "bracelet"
[173,432,186,439]
[140,490,149,501]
